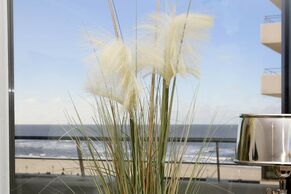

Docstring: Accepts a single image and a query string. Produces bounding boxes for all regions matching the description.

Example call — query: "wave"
[15,140,236,163]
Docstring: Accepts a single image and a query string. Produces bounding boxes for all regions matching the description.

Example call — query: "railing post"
[75,139,85,176]
[215,141,221,182]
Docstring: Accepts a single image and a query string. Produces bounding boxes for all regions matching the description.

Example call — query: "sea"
[15,124,238,164]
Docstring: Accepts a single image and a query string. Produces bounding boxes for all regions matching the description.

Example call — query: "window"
[12,0,282,194]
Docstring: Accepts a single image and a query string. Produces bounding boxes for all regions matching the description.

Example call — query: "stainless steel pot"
[235,114,291,166]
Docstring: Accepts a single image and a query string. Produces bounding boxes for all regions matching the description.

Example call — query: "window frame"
[0,0,14,193]
[5,0,291,193]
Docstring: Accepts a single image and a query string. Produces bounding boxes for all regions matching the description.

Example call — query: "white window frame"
[0,0,10,193]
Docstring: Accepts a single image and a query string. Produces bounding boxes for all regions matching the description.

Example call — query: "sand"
[15,158,263,182]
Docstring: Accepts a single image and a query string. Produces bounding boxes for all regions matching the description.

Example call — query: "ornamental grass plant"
[69,1,213,193]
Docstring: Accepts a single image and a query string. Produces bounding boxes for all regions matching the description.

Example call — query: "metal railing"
[15,135,237,182]
[264,15,281,23]
[264,67,281,74]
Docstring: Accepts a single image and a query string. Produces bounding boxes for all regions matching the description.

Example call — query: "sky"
[14,0,281,124]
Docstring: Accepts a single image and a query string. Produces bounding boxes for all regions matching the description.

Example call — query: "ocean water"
[15,124,238,164]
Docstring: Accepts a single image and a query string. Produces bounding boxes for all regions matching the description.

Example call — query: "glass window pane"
[14,0,281,193]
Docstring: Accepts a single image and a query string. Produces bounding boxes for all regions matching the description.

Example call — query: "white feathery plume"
[86,37,140,111]
[138,12,213,84]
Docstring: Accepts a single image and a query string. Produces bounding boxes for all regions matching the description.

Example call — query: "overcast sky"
[14,0,281,124]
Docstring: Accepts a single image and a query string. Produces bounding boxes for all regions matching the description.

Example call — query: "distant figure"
[61,168,65,175]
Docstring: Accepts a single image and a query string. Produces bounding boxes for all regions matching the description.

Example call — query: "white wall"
[260,23,281,53]
[261,74,281,97]
[0,0,10,193]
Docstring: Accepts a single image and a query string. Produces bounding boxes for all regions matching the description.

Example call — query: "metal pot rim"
[233,159,291,166]
[240,114,291,118]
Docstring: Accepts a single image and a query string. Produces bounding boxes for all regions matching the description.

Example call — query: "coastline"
[16,158,263,182]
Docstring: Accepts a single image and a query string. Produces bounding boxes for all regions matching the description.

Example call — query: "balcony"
[261,68,281,97]
[271,0,281,10]
[261,15,281,53]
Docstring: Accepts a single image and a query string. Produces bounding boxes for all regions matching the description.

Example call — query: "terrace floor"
[15,174,277,194]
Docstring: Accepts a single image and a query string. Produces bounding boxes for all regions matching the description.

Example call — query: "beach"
[16,158,263,182]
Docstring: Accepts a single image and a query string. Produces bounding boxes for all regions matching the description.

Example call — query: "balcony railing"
[15,135,237,182]
[264,67,281,74]
[264,15,281,23]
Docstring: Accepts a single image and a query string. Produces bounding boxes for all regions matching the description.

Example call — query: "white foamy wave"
[15,140,236,163]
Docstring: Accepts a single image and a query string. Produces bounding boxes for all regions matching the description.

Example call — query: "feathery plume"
[86,38,140,111]
[138,12,213,84]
